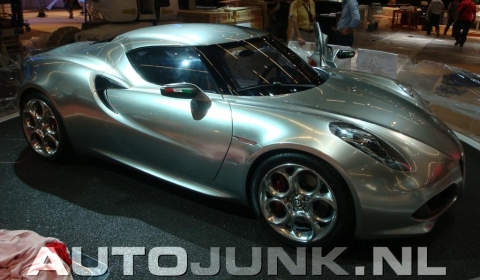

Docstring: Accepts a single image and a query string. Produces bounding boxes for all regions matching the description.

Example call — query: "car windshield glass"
[203,36,322,96]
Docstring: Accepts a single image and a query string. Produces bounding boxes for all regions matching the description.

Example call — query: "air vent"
[94,76,126,113]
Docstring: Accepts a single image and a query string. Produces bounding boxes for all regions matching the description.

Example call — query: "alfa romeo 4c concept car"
[18,23,465,247]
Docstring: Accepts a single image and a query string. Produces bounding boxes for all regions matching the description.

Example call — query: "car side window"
[127,47,218,93]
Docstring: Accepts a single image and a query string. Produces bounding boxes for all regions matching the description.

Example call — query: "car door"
[102,46,233,181]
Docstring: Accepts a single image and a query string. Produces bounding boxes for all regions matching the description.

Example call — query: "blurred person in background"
[289,0,316,46]
[78,0,85,15]
[444,0,460,36]
[271,0,291,42]
[454,0,477,46]
[334,0,360,46]
[64,0,74,19]
[426,0,444,36]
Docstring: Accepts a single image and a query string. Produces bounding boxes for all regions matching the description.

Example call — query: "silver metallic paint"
[18,23,464,239]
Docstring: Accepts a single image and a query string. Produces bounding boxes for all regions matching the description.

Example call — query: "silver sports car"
[18,23,464,247]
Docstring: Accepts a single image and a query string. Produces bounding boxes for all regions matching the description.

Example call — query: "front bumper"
[353,157,464,239]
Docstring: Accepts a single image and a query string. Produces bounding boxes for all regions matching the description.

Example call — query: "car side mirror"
[160,83,212,120]
[160,83,201,99]
[336,50,356,59]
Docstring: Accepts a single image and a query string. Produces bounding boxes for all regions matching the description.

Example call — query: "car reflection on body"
[18,23,464,247]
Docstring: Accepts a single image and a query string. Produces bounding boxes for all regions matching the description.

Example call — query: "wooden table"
[391,9,420,30]
[178,7,263,29]
[237,1,275,30]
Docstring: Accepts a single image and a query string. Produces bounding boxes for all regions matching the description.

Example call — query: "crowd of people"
[272,0,360,47]
[270,0,477,47]
[423,0,477,46]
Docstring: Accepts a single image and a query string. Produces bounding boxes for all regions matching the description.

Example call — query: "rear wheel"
[21,92,73,161]
[251,153,354,247]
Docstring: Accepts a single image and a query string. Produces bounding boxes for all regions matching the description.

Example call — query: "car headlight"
[329,122,410,171]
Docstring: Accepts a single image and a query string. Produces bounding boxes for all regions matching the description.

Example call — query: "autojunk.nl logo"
[27,246,447,277]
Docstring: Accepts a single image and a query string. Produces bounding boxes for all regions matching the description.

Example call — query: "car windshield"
[202,36,323,96]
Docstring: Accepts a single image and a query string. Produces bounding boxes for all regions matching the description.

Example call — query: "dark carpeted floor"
[1,116,479,279]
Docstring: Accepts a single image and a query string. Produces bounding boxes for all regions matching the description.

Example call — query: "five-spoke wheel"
[251,154,353,246]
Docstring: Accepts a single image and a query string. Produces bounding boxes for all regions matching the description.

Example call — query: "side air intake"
[94,76,127,114]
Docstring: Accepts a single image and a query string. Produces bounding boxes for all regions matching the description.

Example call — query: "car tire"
[251,153,354,247]
[21,92,73,162]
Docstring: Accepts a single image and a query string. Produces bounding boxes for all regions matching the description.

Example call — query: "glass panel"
[127,47,218,93]
[204,37,322,96]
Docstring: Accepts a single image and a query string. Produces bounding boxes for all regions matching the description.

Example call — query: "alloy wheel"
[22,99,60,157]
[258,163,337,243]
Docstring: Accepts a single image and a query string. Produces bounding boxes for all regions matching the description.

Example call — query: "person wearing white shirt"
[426,0,445,36]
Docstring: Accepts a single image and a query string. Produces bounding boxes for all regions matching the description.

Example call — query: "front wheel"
[251,153,354,247]
[21,92,73,161]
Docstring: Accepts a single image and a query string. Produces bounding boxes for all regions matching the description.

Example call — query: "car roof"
[112,23,269,51]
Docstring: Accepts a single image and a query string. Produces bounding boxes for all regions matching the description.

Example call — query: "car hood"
[237,69,461,158]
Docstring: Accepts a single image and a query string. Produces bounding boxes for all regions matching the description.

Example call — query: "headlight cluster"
[329,122,410,171]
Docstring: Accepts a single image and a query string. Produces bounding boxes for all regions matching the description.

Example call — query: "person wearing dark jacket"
[272,0,291,41]
[444,0,460,36]
[63,0,74,19]
[454,0,477,47]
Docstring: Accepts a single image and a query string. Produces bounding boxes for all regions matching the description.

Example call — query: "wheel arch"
[244,146,360,229]
[19,85,52,109]
[18,85,63,114]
